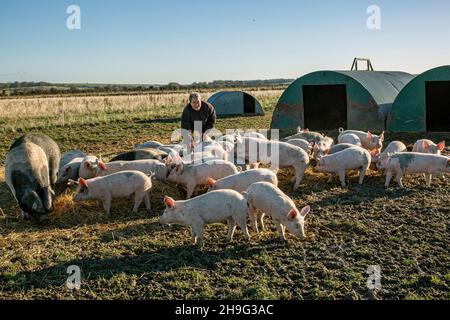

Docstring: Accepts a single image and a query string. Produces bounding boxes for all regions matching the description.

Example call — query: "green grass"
[0,92,449,300]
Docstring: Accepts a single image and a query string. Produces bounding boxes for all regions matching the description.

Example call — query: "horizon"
[1,0,449,84]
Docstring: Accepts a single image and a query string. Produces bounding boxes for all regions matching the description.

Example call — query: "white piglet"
[315,146,371,187]
[246,182,311,240]
[166,160,239,199]
[207,168,278,193]
[72,171,153,215]
[160,191,250,249]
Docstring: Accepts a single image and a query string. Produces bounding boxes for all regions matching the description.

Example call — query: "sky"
[0,0,449,84]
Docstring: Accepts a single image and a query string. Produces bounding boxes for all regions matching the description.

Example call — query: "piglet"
[72,170,153,215]
[383,152,450,187]
[159,190,250,249]
[412,139,445,155]
[314,146,371,187]
[245,182,311,240]
[207,168,278,193]
[338,129,384,151]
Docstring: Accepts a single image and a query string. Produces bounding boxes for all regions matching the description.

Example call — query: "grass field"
[0,91,449,300]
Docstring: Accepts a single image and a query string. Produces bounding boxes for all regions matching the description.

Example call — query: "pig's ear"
[380,131,385,141]
[437,141,445,151]
[313,144,318,151]
[299,205,310,218]
[78,178,88,188]
[422,141,430,150]
[287,208,298,220]
[207,177,216,186]
[367,132,373,140]
[99,162,107,170]
[164,196,175,208]
[165,155,173,165]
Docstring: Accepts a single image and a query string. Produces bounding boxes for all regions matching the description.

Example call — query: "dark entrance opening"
[426,81,450,132]
[302,84,348,130]
[243,93,256,114]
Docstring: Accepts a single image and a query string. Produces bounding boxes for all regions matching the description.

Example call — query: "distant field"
[0,91,449,300]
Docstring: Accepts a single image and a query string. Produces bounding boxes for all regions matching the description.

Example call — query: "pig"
[412,139,446,180]
[234,136,309,190]
[60,150,86,168]
[166,160,239,199]
[314,146,371,187]
[246,182,311,240]
[57,157,84,184]
[180,151,221,164]
[57,150,86,184]
[337,133,361,147]
[328,143,356,155]
[5,142,55,223]
[338,129,384,151]
[412,139,445,155]
[375,141,407,170]
[243,131,268,140]
[312,136,335,159]
[383,153,450,187]
[200,145,228,161]
[134,141,163,149]
[286,139,313,154]
[281,128,324,144]
[79,155,102,179]
[93,159,167,180]
[10,133,61,186]
[207,169,278,193]
[109,148,168,162]
[160,190,250,249]
[72,170,153,215]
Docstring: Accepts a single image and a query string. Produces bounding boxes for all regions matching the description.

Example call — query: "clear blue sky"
[1,0,449,84]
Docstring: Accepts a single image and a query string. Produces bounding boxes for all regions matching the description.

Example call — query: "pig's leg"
[190,228,197,245]
[234,214,250,241]
[338,169,346,187]
[143,193,152,214]
[20,210,30,220]
[293,164,306,191]
[385,168,393,188]
[395,171,404,187]
[425,174,432,186]
[248,204,259,233]
[226,218,237,241]
[258,212,266,232]
[359,164,369,185]
[102,194,112,215]
[276,222,286,241]
[192,222,205,249]
[132,191,145,213]
[327,174,334,183]
[186,183,195,200]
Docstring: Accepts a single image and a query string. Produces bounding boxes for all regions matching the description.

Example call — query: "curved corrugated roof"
[207,90,264,115]
[334,71,414,105]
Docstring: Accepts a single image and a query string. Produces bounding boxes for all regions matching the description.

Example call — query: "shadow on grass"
[0,240,263,292]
